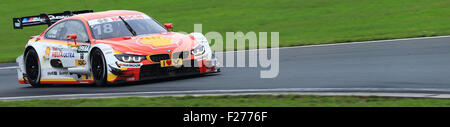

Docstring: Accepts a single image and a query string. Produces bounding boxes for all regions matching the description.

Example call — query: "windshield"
[88,14,167,39]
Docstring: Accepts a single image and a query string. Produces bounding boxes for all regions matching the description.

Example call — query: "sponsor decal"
[126,77,135,81]
[48,15,71,20]
[50,47,75,58]
[47,71,72,76]
[110,15,145,21]
[50,47,61,57]
[77,45,90,53]
[45,47,51,56]
[58,71,70,75]
[75,59,86,66]
[63,52,75,58]
[88,14,149,26]
[80,53,84,59]
[14,19,21,27]
[118,63,142,68]
[52,52,74,58]
[160,58,183,67]
[140,36,173,47]
[47,71,58,75]
[22,17,41,23]
[43,47,51,59]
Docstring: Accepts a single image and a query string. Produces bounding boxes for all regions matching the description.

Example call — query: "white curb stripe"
[1,88,450,100]
[0,66,18,70]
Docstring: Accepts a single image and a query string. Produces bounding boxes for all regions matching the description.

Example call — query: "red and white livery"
[13,10,219,87]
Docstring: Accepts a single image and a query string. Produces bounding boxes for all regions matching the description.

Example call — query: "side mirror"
[164,23,173,31]
[66,34,78,46]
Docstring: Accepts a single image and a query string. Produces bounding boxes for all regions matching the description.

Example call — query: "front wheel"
[25,49,43,87]
[90,49,107,86]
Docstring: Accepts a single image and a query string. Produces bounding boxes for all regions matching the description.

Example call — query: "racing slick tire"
[25,48,43,87]
[90,49,108,87]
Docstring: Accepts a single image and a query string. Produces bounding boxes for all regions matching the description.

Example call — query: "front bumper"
[108,58,218,83]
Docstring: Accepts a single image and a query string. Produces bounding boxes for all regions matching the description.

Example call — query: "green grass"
[1,0,450,62]
[1,95,450,107]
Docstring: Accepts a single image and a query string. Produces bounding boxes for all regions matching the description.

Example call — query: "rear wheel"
[90,49,107,86]
[25,49,43,87]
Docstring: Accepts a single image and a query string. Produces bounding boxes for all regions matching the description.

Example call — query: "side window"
[45,22,66,40]
[64,20,89,43]
[44,20,89,42]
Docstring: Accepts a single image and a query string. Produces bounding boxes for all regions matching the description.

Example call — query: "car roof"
[69,10,144,21]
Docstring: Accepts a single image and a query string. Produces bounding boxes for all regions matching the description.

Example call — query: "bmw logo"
[167,50,171,53]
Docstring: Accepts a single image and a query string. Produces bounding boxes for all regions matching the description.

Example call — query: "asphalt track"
[1,36,450,100]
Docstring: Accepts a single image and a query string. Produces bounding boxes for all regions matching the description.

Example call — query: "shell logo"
[43,47,51,58]
[140,36,173,47]
[42,47,50,59]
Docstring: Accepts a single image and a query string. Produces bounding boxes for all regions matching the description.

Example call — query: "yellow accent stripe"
[40,40,67,45]
[79,16,89,21]
[113,50,122,54]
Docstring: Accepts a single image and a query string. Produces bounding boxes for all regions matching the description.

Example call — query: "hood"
[95,32,200,55]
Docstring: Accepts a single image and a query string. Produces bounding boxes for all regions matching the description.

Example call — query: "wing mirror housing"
[164,23,173,31]
[66,34,78,47]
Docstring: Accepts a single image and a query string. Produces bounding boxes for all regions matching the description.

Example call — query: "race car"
[13,10,219,87]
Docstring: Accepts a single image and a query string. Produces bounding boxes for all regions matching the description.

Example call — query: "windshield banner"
[87,14,150,26]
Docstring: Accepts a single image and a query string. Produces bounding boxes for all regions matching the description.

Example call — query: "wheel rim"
[92,51,105,81]
[25,52,39,82]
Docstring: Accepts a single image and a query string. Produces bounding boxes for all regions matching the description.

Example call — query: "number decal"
[103,24,113,33]
[93,24,114,35]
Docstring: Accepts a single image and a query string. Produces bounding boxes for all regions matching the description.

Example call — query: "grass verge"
[1,94,450,107]
[1,0,450,62]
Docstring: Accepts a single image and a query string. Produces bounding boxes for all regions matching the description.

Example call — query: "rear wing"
[13,10,93,29]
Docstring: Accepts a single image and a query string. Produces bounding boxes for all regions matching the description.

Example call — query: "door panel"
[42,20,91,68]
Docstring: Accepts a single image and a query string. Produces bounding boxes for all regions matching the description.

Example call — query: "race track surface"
[1,36,450,99]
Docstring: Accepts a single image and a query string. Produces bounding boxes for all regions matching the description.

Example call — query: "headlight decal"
[114,54,146,63]
[191,45,205,56]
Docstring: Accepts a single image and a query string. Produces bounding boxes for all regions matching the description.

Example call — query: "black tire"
[90,49,107,86]
[25,49,43,87]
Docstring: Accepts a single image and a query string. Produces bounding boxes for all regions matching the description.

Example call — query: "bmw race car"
[13,10,219,87]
